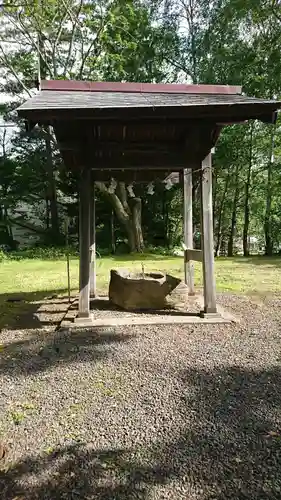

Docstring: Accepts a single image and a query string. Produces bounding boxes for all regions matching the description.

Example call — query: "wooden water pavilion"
[17,80,281,323]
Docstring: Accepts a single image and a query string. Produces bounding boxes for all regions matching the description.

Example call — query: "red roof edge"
[40,80,242,95]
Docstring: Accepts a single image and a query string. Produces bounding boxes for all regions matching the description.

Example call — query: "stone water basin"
[109,268,181,310]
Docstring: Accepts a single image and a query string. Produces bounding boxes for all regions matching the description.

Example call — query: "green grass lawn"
[0,253,280,328]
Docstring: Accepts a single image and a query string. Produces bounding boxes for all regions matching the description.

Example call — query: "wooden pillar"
[183,168,195,294]
[78,167,91,317]
[200,152,217,314]
[90,183,97,297]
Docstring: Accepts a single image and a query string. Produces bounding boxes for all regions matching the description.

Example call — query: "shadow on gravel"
[0,289,71,331]
[1,366,281,499]
[156,365,281,499]
[0,444,169,500]
[0,328,133,376]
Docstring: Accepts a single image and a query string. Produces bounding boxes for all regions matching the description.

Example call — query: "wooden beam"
[78,167,91,317]
[58,141,181,152]
[90,160,186,169]
[91,170,173,183]
[20,103,280,123]
[62,149,187,170]
[82,158,187,170]
[183,168,195,294]
[184,248,202,263]
[54,118,213,139]
[90,183,97,298]
[200,152,217,314]
[59,122,218,172]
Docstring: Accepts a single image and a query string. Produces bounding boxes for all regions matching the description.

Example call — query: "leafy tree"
[0,0,181,251]
[1,0,281,255]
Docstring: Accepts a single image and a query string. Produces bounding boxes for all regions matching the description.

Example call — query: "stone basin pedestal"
[109,269,181,311]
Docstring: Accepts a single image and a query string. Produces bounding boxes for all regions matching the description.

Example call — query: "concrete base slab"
[61,294,238,329]
[74,315,94,326]
[196,295,238,323]
[200,311,222,320]
[68,314,231,328]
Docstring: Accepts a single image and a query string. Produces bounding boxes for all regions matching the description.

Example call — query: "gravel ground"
[0,292,281,499]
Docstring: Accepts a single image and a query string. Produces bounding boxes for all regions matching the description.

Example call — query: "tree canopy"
[0,0,280,255]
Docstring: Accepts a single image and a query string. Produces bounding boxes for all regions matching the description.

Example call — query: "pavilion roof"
[18,80,280,124]
[16,80,281,183]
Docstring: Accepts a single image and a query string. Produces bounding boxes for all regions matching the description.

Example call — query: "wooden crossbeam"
[76,153,187,170]
[91,170,172,183]
[184,248,203,263]
[58,141,181,152]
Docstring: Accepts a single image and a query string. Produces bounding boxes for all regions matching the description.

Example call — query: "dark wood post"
[183,168,195,294]
[90,183,97,297]
[78,167,91,317]
[200,152,217,314]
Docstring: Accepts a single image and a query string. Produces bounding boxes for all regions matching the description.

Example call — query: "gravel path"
[0,293,281,499]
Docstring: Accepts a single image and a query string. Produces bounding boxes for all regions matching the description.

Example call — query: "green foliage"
[10,410,25,426]
[8,246,78,261]
[0,249,8,262]
[0,0,281,255]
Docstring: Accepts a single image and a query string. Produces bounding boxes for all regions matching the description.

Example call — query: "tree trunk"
[227,165,239,257]
[38,32,60,243]
[162,188,168,247]
[110,210,116,254]
[243,174,250,257]
[4,208,13,240]
[220,237,227,256]
[125,220,136,253]
[96,181,144,253]
[131,197,144,252]
[215,174,229,257]
[118,181,142,252]
[45,197,50,230]
[264,125,275,256]
[243,124,253,257]
[45,128,60,242]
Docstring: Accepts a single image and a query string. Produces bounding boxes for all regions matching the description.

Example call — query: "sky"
[0,91,20,150]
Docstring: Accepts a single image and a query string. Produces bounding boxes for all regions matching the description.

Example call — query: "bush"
[144,245,178,256]
[0,249,8,262]
[8,246,79,261]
